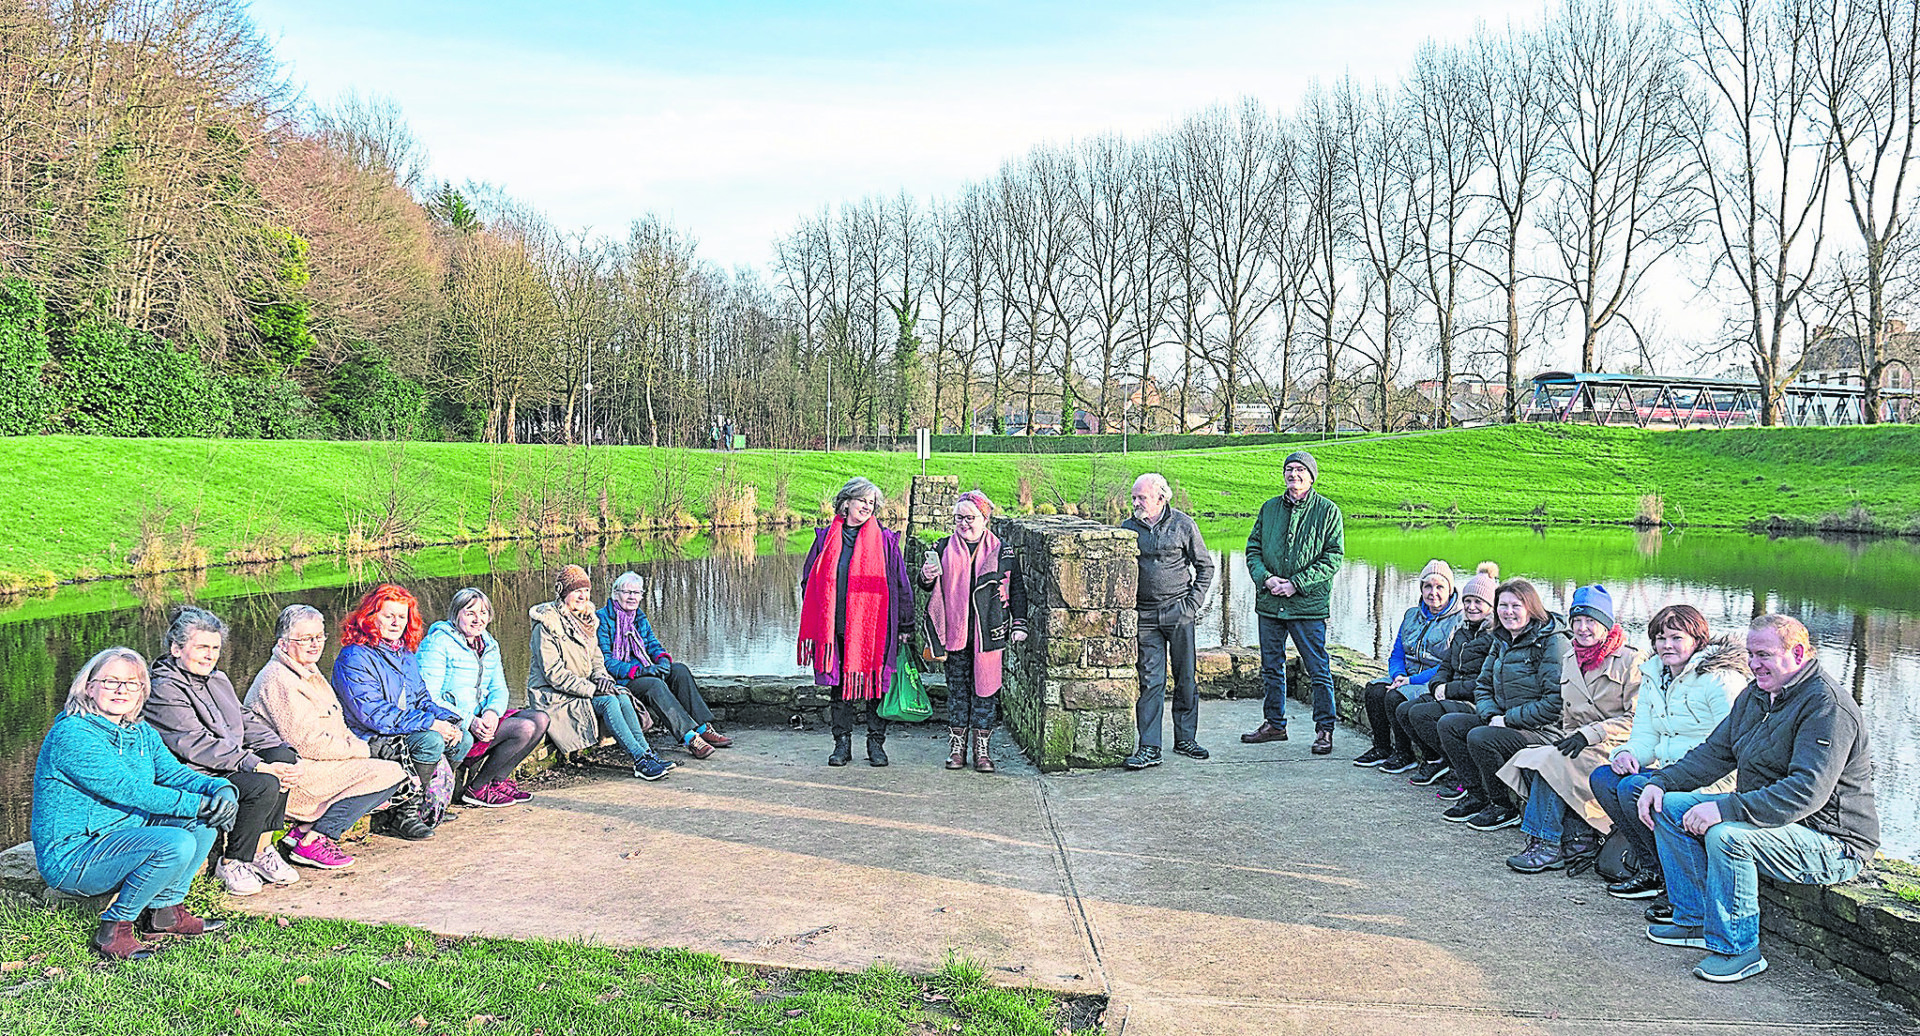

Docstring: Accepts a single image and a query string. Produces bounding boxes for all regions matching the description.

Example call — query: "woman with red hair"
[331,584,460,840]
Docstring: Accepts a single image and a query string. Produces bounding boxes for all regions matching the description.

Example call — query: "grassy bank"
[0,896,1100,1036]
[4,424,1917,592]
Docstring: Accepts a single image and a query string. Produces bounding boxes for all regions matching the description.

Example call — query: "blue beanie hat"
[1570,584,1615,628]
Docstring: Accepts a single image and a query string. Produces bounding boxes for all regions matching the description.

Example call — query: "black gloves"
[593,675,622,697]
[199,785,239,830]
[1555,732,1591,758]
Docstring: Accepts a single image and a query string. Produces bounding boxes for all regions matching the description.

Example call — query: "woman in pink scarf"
[918,490,1028,772]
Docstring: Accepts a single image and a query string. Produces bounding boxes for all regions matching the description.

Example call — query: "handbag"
[876,653,933,723]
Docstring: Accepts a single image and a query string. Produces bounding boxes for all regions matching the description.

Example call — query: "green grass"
[4,425,1918,593]
[0,893,1101,1036]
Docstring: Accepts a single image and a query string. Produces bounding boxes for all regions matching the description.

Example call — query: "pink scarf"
[927,531,1006,697]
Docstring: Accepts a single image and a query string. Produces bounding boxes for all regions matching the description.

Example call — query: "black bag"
[1569,828,1636,881]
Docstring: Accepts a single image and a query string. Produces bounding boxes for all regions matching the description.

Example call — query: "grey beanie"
[1284,451,1319,483]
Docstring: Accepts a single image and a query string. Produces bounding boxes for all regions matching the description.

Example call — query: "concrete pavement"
[242,701,1916,1035]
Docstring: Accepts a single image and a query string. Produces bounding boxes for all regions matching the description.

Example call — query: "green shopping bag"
[876,653,933,723]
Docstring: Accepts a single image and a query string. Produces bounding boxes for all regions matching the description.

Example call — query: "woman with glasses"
[419,588,551,806]
[596,571,732,760]
[799,476,915,767]
[918,489,1027,772]
[245,605,415,867]
[32,647,235,960]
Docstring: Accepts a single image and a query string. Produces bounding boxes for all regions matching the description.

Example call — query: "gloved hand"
[593,675,622,697]
[199,785,239,830]
[644,662,672,680]
[1555,732,1590,758]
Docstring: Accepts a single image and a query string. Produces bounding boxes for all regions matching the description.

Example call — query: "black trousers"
[829,696,887,740]
[1437,712,1552,806]
[1406,698,1475,760]
[1362,681,1423,755]
[219,745,299,860]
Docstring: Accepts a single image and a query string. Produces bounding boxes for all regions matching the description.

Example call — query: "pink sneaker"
[500,778,532,802]
[287,835,354,869]
[459,780,516,808]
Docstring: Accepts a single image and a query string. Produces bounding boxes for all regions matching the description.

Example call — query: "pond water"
[2,524,1914,861]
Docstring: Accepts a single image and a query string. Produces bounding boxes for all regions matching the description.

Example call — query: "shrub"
[322,346,427,439]
[52,320,232,437]
[0,278,54,435]
[222,375,331,439]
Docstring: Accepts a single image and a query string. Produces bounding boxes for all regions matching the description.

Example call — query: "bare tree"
[1297,86,1364,434]
[1815,0,1920,423]
[1343,80,1423,431]
[1538,0,1705,374]
[1407,41,1490,428]
[1468,21,1555,421]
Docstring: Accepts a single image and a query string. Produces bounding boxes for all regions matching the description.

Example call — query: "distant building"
[1797,321,1920,393]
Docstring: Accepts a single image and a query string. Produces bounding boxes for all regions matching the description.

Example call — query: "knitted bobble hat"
[1417,559,1455,599]
[1460,562,1500,607]
[555,564,592,601]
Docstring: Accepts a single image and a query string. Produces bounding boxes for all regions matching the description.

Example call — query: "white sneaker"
[251,846,301,886]
[214,856,264,896]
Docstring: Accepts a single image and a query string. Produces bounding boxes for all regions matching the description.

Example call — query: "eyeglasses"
[91,678,143,693]
[286,635,327,647]
[615,588,643,596]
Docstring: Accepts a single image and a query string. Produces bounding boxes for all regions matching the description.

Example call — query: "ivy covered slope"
[1,424,1917,591]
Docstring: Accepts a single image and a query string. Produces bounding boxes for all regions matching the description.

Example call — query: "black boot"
[827,734,852,766]
[380,793,436,841]
[867,732,889,767]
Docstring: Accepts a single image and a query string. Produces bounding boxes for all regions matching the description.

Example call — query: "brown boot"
[972,728,995,773]
[138,905,226,938]
[946,726,968,770]
[92,920,154,961]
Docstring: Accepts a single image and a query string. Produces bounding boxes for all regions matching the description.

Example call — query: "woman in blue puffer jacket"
[1355,559,1464,772]
[32,647,237,960]
[419,587,550,809]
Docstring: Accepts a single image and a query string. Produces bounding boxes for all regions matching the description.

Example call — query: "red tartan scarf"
[797,517,890,696]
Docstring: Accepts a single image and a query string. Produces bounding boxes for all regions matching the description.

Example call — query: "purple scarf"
[610,602,651,665]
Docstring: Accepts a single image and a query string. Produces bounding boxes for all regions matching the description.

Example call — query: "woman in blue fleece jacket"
[32,647,237,960]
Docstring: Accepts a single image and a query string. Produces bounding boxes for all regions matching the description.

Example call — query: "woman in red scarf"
[799,476,915,767]
[918,490,1027,773]
[1497,583,1644,874]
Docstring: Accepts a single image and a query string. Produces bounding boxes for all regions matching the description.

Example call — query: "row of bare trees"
[773,0,1920,432]
[3,0,1916,444]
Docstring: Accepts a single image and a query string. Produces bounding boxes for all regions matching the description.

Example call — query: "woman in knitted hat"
[799,476,916,767]
[1355,559,1462,772]
[1496,583,1643,873]
[527,565,673,781]
[1402,562,1501,789]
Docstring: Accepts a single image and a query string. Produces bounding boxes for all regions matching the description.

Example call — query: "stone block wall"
[1195,643,1385,735]
[996,515,1139,770]
[907,474,958,539]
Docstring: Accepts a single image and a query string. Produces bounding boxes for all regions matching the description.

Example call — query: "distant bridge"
[1521,371,1917,427]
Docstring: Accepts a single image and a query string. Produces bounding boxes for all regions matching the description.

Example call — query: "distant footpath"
[1,424,1915,594]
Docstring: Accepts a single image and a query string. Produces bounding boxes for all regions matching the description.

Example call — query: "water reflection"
[1,524,1915,861]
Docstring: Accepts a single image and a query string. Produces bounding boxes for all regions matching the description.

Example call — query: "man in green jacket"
[1240,452,1345,755]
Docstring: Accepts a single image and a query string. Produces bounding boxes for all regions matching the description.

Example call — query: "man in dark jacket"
[1121,472,1215,769]
[1638,614,1879,984]
[1240,451,1345,755]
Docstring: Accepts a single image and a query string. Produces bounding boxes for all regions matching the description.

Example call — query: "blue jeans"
[1589,766,1658,872]
[61,818,218,921]
[1258,615,1334,731]
[1653,791,1863,955]
[1519,774,1595,842]
[312,786,401,840]
[594,693,655,761]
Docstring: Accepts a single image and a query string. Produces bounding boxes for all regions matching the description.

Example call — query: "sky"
[246,0,1548,272]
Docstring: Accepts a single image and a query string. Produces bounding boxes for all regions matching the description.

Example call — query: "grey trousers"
[1136,618,1199,749]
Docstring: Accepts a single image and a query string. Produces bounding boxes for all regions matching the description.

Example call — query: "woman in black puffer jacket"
[1433,579,1569,831]
[1402,563,1501,789]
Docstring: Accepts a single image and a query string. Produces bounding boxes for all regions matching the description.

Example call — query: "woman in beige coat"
[1498,584,1643,874]
[527,565,673,781]
[245,605,410,869]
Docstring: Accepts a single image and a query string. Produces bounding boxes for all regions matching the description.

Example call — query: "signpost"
[916,427,930,474]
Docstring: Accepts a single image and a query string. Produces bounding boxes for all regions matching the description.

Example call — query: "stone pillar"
[907,474,958,540]
[997,515,1139,770]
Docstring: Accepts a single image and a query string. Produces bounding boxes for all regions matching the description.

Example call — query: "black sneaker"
[1441,798,1487,822]
[1466,804,1522,831]
[1608,869,1666,900]
[1644,897,1673,924]
[1172,740,1210,760]
[1123,745,1163,770]
[1409,760,1452,786]
[1381,753,1420,774]
[1435,781,1471,801]
[1352,746,1392,767]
